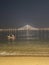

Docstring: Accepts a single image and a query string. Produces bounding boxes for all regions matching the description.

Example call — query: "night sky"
[0,0,49,28]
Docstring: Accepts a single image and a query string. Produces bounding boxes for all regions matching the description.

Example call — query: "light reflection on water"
[0,40,49,56]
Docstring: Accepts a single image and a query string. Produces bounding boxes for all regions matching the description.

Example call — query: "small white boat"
[8,34,15,40]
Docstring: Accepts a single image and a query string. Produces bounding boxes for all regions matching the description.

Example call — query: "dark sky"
[0,0,49,28]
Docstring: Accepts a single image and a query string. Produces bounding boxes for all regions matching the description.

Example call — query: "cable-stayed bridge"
[0,24,49,31]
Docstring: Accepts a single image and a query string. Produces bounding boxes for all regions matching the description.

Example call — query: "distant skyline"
[0,0,49,28]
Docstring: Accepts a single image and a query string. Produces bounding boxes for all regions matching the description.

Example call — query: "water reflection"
[0,38,49,56]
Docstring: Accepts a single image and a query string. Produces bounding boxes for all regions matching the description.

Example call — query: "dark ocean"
[0,30,49,56]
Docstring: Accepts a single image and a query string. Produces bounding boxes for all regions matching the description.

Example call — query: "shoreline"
[0,55,49,57]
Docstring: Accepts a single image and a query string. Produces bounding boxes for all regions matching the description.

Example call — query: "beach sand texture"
[0,57,49,65]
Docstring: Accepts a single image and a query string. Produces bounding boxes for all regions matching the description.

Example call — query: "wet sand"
[0,57,49,65]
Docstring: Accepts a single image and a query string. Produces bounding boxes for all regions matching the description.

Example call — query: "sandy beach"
[0,57,49,65]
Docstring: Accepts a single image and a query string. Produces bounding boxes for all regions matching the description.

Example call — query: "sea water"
[0,31,49,56]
